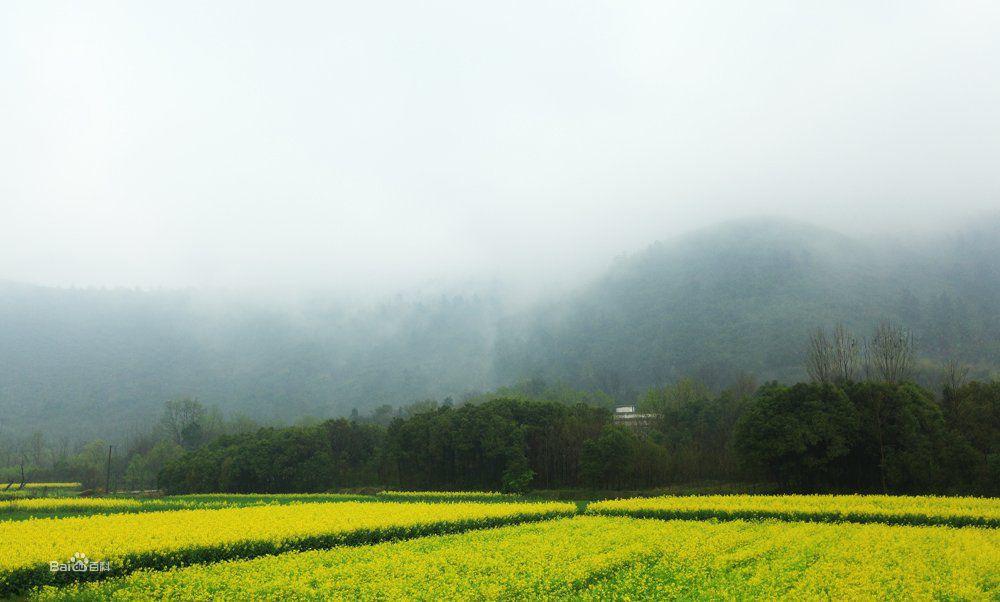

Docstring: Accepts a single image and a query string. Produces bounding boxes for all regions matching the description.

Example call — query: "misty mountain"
[495,217,1000,395]
[3,217,999,439]
[0,285,502,439]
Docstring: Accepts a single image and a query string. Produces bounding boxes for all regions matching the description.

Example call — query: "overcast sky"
[2,1,999,291]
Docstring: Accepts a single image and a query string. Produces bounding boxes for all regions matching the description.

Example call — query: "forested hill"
[0,285,502,438]
[494,218,1000,395]
[3,217,999,439]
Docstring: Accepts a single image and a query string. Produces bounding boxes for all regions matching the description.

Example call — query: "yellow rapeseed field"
[2,493,374,521]
[376,490,518,502]
[22,483,82,489]
[167,493,362,502]
[35,515,1000,600]
[1,496,257,519]
[0,500,574,595]
[1,498,142,514]
[587,494,1000,527]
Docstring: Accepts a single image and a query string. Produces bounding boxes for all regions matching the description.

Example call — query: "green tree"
[69,440,108,489]
[843,381,951,493]
[735,383,857,490]
[935,380,998,494]
[579,426,636,489]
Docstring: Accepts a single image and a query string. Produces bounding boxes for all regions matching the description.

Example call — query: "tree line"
[156,379,996,496]
[0,398,254,491]
[6,322,998,496]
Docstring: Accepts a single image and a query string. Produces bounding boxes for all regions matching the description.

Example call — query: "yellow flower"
[1,500,573,596]
[32,515,1000,601]
[587,494,1000,528]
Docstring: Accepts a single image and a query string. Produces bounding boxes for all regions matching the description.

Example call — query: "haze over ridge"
[3,1,1000,293]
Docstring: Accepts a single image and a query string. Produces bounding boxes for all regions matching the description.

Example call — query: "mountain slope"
[495,218,1000,394]
[3,217,999,439]
[0,285,501,438]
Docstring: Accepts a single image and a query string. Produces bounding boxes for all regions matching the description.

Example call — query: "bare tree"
[940,359,970,392]
[831,324,860,384]
[730,372,758,401]
[29,431,46,467]
[864,320,915,383]
[806,328,834,383]
[56,436,70,465]
[160,398,208,449]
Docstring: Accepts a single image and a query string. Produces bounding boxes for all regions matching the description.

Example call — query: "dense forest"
[9,344,998,497]
[147,329,997,496]
[496,218,1000,394]
[2,217,999,444]
[148,375,1000,496]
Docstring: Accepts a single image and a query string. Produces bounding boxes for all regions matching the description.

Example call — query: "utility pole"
[106,444,115,494]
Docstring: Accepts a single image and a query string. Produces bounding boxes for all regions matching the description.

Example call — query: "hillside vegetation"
[496,218,1000,395]
[2,217,999,438]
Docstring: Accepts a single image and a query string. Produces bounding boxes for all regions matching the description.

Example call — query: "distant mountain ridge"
[2,217,999,439]
[0,284,501,438]
[494,217,1000,394]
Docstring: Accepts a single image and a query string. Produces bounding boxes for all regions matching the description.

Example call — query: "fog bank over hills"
[2,216,999,439]
[5,2,1000,294]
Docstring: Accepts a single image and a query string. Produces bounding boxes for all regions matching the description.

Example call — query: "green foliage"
[733,379,995,495]
[496,218,1000,396]
[159,397,640,494]
[153,378,1000,496]
[578,425,672,490]
[384,398,609,492]
[579,426,634,489]
[69,441,110,490]
[934,380,999,495]
[735,383,858,490]
[941,381,1000,458]
[641,377,752,481]
[501,454,534,494]
[464,379,616,409]
[159,419,383,494]
[842,381,951,493]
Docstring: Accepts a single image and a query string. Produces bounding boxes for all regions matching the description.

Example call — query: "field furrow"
[0,500,574,596]
[0,493,370,521]
[587,494,1000,528]
[34,516,1000,601]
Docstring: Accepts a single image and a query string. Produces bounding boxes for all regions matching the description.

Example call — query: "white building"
[612,405,657,432]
